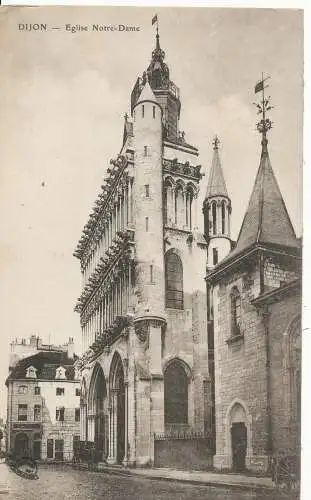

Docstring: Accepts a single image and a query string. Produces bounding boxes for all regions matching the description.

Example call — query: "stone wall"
[212,252,301,472]
[154,437,213,470]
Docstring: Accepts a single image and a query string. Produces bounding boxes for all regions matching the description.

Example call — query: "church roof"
[205,139,228,200]
[229,139,299,259]
[136,80,157,106]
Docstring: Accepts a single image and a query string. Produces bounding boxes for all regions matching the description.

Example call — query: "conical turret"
[229,136,299,261]
[203,137,232,267]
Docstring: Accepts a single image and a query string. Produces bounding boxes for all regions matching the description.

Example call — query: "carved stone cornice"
[73,154,129,262]
[75,229,135,318]
[78,315,132,369]
[163,158,203,181]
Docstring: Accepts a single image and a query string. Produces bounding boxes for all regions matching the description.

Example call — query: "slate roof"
[6,351,78,384]
[205,145,228,199]
[225,141,299,262]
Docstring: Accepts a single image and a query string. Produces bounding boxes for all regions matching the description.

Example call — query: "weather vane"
[253,73,273,145]
[212,135,220,150]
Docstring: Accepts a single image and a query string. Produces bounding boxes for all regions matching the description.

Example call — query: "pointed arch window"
[221,201,226,234]
[164,361,188,427]
[212,202,217,235]
[164,181,174,226]
[175,186,184,227]
[165,252,183,309]
[231,287,241,336]
[186,188,194,229]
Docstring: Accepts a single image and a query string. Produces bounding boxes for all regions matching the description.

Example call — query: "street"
[0,463,289,500]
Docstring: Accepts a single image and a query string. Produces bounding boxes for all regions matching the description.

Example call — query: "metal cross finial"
[213,135,220,150]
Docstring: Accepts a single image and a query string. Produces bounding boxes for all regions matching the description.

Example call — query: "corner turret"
[203,137,232,267]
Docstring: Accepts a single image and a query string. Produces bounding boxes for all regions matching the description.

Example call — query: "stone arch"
[165,247,183,259]
[87,362,108,459]
[108,351,126,464]
[225,398,252,470]
[163,175,175,188]
[164,357,191,429]
[163,356,193,380]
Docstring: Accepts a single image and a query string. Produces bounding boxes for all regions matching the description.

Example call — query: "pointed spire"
[136,80,157,105]
[205,136,228,199]
[156,25,160,51]
[230,80,298,256]
[231,139,298,257]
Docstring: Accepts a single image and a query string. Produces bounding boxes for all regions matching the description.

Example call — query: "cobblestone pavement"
[0,463,290,500]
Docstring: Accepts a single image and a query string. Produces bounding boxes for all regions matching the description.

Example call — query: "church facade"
[74,29,301,472]
[73,31,212,468]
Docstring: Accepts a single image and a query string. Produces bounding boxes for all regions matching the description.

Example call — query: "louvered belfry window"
[165,252,183,309]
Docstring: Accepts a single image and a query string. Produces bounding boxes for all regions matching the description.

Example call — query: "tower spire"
[203,137,232,266]
[205,136,228,199]
[226,78,299,259]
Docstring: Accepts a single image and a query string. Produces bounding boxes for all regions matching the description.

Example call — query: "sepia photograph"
[0,6,303,499]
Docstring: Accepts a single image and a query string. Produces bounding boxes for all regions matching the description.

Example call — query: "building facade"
[205,124,302,472]
[6,337,80,461]
[74,31,212,468]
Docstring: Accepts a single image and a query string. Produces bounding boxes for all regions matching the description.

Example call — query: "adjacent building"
[74,30,212,469]
[205,118,302,472]
[6,336,80,461]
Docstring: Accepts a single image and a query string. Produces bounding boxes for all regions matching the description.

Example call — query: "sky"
[0,6,303,417]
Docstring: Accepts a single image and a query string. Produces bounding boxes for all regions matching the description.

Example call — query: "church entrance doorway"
[231,422,247,472]
[94,367,106,460]
[89,363,108,462]
[110,352,126,465]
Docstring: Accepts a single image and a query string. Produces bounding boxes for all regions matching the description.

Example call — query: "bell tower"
[203,137,232,267]
[131,28,181,141]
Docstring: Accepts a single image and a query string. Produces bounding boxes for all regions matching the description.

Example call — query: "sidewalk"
[96,463,276,492]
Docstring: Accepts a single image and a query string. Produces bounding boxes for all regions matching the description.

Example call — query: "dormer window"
[55,366,66,380]
[26,366,37,379]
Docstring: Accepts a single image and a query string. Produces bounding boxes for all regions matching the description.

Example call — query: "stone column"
[128,180,132,224]
[172,188,176,224]
[107,389,118,464]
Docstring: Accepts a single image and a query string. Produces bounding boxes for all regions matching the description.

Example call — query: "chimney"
[37,337,42,348]
[66,337,75,359]
[29,335,37,347]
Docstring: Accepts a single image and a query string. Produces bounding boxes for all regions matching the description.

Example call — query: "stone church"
[205,124,301,472]
[73,31,212,468]
[73,29,301,472]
